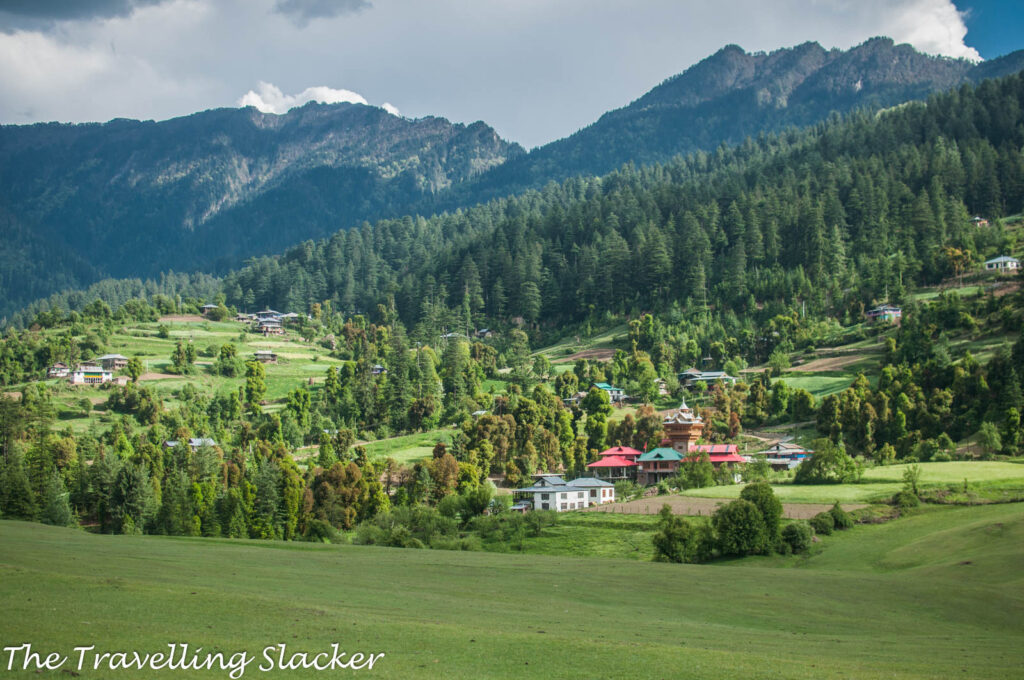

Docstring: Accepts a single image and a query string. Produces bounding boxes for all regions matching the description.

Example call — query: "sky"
[0,0,1020,149]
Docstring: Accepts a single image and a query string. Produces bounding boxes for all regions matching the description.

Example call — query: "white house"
[514,475,616,512]
[985,256,1020,271]
[69,365,112,385]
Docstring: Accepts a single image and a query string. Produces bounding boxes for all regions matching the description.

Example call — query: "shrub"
[893,490,920,509]
[712,499,768,556]
[794,439,860,484]
[781,521,813,553]
[828,502,854,530]
[739,482,783,541]
[652,504,697,563]
[809,511,835,535]
[304,518,337,543]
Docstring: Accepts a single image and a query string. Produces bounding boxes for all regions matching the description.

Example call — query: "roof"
[597,446,643,458]
[566,478,615,488]
[985,255,1020,264]
[254,350,276,355]
[867,305,901,314]
[638,447,683,462]
[201,304,218,309]
[164,438,217,449]
[97,354,128,360]
[755,442,812,455]
[690,444,738,454]
[517,476,613,492]
[685,453,747,464]
[587,455,638,468]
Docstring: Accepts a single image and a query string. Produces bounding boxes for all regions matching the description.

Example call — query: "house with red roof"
[586,446,642,481]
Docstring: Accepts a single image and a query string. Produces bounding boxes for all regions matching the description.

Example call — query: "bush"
[712,499,768,556]
[794,439,860,484]
[304,518,337,543]
[809,512,835,535]
[893,490,920,509]
[652,505,697,563]
[739,482,783,541]
[828,502,854,530]
[781,521,813,553]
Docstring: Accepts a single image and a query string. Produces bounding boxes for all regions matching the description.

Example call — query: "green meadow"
[2,502,1023,679]
[682,461,1024,504]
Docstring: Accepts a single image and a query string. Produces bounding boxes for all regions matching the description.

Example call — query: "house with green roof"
[591,382,627,403]
[636,447,683,485]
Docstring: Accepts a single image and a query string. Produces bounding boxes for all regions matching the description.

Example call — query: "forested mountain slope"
[0,104,521,317]
[452,38,1024,203]
[4,38,1023,322]
[200,72,1024,350]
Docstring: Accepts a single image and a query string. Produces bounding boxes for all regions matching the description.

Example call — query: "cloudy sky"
[0,0,1018,148]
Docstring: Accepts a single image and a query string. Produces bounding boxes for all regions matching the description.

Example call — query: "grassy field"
[860,461,1024,483]
[360,428,458,464]
[682,461,1024,504]
[682,481,903,503]
[2,502,1023,678]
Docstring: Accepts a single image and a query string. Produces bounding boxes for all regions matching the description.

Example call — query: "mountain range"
[2,36,1023,318]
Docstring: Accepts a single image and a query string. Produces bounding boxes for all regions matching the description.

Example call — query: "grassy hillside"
[2,503,1022,679]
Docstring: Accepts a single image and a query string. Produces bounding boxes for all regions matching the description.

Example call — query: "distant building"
[163,438,217,452]
[865,305,902,324]
[592,382,627,403]
[371,364,387,375]
[586,446,642,481]
[970,216,989,228]
[754,442,813,470]
[636,447,683,486]
[985,256,1020,272]
[678,369,737,388]
[255,309,282,320]
[255,319,284,335]
[200,304,218,316]
[253,350,277,364]
[97,354,129,371]
[662,400,704,453]
[474,328,494,339]
[69,365,112,385]
[514,475,616,511]
[47,362,69,379]
[684,444,746,467]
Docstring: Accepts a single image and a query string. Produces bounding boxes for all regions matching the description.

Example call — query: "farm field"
[2,502,1023,678]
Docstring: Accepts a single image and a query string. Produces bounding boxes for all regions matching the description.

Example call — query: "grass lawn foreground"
[1,501,1023,679]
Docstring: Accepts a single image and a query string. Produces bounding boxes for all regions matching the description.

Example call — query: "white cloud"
[882,0,981,61]
[237,81,368,114]
[381,102,400,116]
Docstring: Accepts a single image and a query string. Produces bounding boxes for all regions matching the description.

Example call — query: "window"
[560,504,567,511]
[578,492,584,499]
[590,490,597,497]
[541,503,549,510]
[541,493,549,500]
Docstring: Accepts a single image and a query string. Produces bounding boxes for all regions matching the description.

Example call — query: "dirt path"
[585,495,866,519]
[791,354,870,372]
[553,348,615,363]
[138,372,180,381]
[158,314,206,322]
